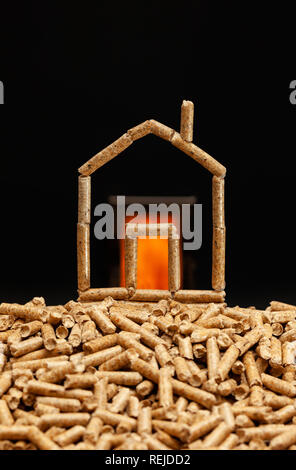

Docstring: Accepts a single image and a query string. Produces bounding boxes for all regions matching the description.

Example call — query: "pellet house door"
[121,236,170,290]
[116,198,192,291]
[123,223,181,293]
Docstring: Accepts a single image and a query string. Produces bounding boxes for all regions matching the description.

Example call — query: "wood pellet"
[1,297,296,450]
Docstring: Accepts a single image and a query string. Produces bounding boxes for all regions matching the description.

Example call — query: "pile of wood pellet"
[1,297,296,450]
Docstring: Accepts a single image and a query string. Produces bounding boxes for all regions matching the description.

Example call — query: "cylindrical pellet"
[39,413,90,431]
[84,416,103,445]
[168,236,181,293]
[127,396,140,418]
[83,334,118,354]
[137,407,152,435]
[41,323,57,351]
[0,399,14,425]
[109,388,130,413]
[202,422,232,448]
[136,380,154,397]
[170,132,226,178]
[20,321,43,338]
[93,377,108,409]
[82,345,122,368]
[180,100,194,142]
[212,176,225,228]
[78,175,91,224]
[261,373,296,397]
[174,357,192,383]
[127,120,152,141]
[125,236,138,289]
[158,367,173,408]
[36,397,81,412]
[10,337,43,358]
[78,133,133,176]
[206,336,220,380]
[68,324,82,348]
[216,345,240,383]
[0,372,12,397]
[95,371,143,386]
[178,336,193,359]
[212,226,226,291]
[64,373,97,389]
[77,223,90,292]
[174,290,225,303]
[28,426,60,450]
[243,351,262,387]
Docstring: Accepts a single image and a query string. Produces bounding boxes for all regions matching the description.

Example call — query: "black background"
[0,1,295,308]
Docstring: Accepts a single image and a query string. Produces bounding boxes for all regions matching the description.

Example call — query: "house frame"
[77,101,226,303]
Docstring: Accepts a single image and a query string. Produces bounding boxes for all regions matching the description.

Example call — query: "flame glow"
[120,214,181,290]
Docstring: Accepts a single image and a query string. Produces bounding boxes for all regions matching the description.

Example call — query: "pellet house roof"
[78,105,226,178]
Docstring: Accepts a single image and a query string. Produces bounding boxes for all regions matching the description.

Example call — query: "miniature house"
[77,101,226,303]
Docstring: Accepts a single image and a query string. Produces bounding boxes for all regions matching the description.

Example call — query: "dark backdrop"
[0,1,295,308]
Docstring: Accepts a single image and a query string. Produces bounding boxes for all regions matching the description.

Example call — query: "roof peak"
[78,101,226,178]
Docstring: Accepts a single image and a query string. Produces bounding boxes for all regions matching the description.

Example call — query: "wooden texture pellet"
[77,223,90,292]
[78,133,133,176]
[124,236,138,289]
[78,175,91,224]
[0,296,296,450]
[180,100,194,142]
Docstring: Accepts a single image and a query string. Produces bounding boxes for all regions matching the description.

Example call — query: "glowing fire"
[120,215,181,290]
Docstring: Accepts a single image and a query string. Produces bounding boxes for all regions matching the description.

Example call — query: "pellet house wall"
[77,175,91,292]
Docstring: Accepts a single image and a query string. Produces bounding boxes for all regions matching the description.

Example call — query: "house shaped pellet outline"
[77,101,226,303]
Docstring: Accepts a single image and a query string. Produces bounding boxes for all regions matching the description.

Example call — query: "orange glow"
[120,214,180,290]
